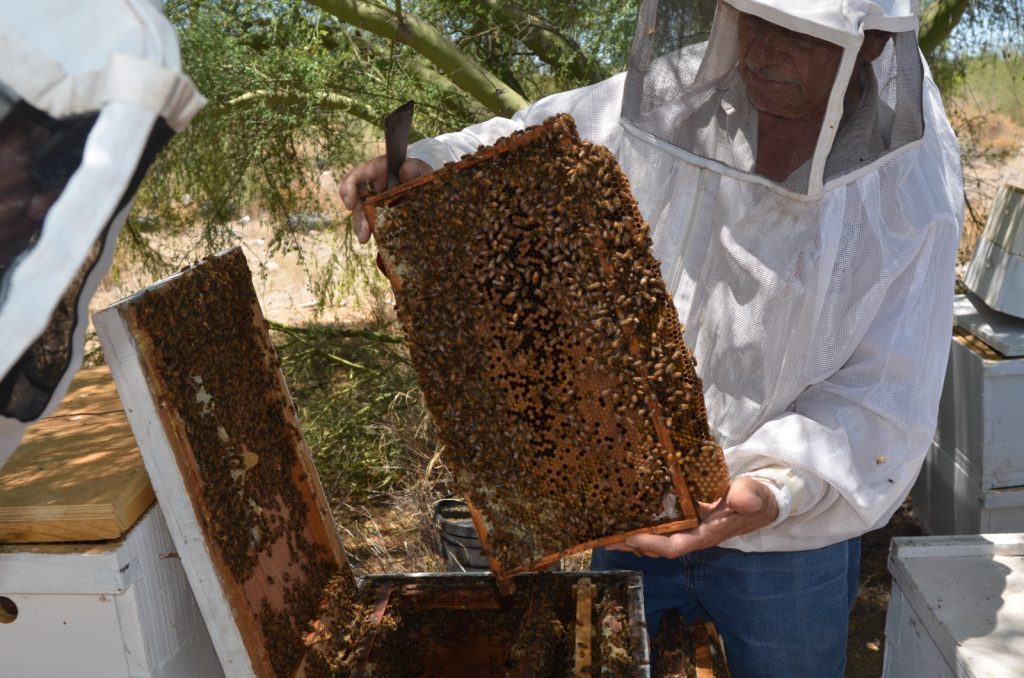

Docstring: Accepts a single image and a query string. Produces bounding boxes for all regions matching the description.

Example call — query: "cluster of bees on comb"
[129,250,340,678]
[370,114,729,571]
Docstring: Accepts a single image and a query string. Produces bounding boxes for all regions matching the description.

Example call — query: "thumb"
[725,477,768,514]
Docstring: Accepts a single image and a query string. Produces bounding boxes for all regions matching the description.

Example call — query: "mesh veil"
[0,0,204,464]
[622,0,924,196]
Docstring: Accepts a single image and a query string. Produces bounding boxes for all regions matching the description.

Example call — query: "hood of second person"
[621,0,924,197]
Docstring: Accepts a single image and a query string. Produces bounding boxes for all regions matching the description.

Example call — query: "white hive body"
[884,535,1024,678]
[964,182,1024,320]
[0,505,223,678]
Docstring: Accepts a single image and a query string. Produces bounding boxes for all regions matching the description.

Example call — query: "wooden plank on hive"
[366,114,728,579]
[693,622,714,678]
[574,577,594,677]
[0,366,155,543]
[94,248,349,678]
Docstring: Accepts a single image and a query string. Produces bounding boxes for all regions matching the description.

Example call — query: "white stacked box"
[0,504,223,678]
[884,534,1024,678]
[964,181,1024,320]
[912,295,1024,535]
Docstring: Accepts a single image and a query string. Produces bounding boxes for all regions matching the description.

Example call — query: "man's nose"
[748,29,793,66]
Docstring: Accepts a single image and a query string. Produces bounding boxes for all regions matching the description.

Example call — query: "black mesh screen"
[0,99,174,422]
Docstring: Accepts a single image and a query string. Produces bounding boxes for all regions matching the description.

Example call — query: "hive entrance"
[368,114,729,577]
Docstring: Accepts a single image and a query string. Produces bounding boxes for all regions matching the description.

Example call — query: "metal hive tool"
[366,114,729,580]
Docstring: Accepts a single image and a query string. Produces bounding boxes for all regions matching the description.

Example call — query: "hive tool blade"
[384,100,414,190]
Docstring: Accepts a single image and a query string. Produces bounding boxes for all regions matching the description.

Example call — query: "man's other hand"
[339,156,432,243]
[606,477,779,559]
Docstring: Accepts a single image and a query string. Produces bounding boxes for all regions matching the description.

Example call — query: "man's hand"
[606,477,779,559]
[338,156,432,243]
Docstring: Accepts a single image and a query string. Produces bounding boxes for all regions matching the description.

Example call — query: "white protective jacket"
[408,0,963,552]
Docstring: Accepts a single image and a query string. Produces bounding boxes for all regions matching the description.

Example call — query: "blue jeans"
[591,538,861,678]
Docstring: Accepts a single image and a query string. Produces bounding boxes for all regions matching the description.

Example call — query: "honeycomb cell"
[368,115,729,573]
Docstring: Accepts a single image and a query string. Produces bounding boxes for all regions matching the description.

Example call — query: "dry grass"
[948,100,1024,268]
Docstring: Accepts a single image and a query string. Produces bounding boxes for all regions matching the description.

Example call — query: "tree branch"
[224,90,426,141]
[307,0,530,116]
[470,0,611,84]
[918,0,970,54]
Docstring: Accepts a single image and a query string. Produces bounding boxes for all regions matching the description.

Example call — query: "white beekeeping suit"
[408,0,963,551]
[0,0,205,466]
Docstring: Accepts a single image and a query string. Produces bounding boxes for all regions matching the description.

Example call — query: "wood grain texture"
[574,577,593,677]
[0,366,154,543]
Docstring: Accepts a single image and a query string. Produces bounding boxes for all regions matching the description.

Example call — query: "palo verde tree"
[127,0,1020,282]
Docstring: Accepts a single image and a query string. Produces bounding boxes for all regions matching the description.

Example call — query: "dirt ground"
[846,500,924,677]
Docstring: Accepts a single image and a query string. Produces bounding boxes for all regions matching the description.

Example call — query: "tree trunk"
[918,0,970,54]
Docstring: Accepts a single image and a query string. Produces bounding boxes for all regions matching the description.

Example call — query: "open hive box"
[93,249,658,677]
[365,114,729,580]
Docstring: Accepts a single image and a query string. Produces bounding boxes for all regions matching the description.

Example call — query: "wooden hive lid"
[0,365,155,544]
[94,248,353,678]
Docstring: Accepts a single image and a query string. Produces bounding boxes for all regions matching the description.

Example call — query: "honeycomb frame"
[366,114,729,580]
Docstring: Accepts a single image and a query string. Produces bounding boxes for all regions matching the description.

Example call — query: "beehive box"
[0,367,220,678]
[650,612,731,678]
[884,534,1024,677]
[963,181,1024,320]
[306,571,651,676]
[94,249,659,677]
[366,114,729,579]
[912,296,1024,535]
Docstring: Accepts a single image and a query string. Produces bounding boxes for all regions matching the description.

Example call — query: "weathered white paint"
[94,306,256,678]
[0,505,222,678]
[933,313,1024,490]
[884,535,1024,678]
[954,294,1024,358]
[965,183,1024,320]
[883,585,955,678]
[914,440,1024,535]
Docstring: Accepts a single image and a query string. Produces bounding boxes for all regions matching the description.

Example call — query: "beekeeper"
[340,0,963,674]
[0,1,205,467]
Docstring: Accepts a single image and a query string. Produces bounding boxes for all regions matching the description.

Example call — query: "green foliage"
[922,0,1023,92]
[961,51,1024,125]
[272,320,444,503]
[123,0,645,297]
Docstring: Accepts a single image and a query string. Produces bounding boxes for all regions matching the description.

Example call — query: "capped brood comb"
[366,114,729,580]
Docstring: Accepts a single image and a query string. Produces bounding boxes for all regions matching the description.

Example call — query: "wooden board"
[0,365,154,543]
[94,248,347,678]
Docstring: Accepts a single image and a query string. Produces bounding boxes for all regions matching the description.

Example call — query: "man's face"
[736,13,843,121]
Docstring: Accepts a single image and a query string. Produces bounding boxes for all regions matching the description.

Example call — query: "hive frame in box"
[322,570,652,676]
[94,249,347,678]
[365,115,719,584]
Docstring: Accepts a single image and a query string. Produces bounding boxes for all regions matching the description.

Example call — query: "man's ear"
[859,30,892,63]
